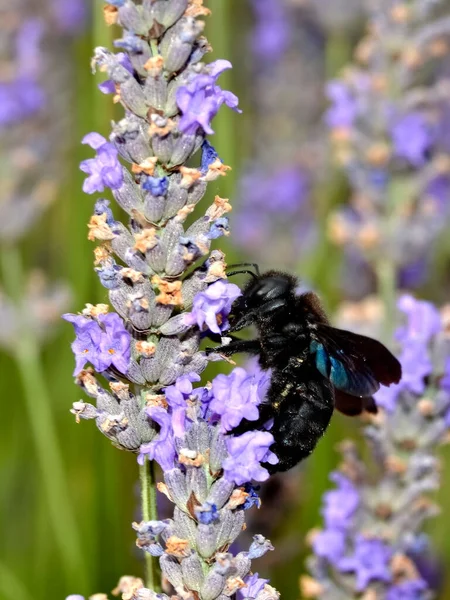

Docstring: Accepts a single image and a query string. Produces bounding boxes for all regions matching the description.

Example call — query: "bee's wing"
[309,324,401,413]
[333,390,378,416]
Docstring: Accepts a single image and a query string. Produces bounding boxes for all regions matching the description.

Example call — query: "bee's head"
[228,271,296,332]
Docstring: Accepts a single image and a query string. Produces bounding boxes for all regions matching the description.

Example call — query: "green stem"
[0,561,33,600]
[375,256,397,343]
[0,245,87,589]
[139,457,161,591]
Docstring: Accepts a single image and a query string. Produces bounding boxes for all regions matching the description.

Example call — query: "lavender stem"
[139,456,161,591]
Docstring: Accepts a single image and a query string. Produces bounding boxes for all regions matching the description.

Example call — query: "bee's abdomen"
[264,371,334,473]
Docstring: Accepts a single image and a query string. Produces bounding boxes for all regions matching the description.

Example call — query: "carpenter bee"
[208,267,401,473]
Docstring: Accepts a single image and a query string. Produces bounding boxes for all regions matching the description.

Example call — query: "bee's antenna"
[226,262,261,276]
[227,269,258,280]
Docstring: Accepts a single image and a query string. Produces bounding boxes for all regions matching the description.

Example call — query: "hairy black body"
[210,270,401,473]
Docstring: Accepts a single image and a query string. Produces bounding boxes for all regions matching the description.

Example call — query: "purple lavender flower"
[237,573,269,600]
[391,113,433,168]
[98,52,133,94]
[195,502,219,525]
[80,132,124,193]
[165,373,201,407]
[223,431,279,486]
[183,280,241,334]
[138,406,176,471]
[63,314,103,375]
[97,312,131,374]
[138,369,277,486]
[63,311,130,375]
[142,176,169,196]
[94,198,117,227]
[338,536,393,591]
[201,139,221,174]
[210,367,270,433]
[177,60,241,135]
[164,372,201,436]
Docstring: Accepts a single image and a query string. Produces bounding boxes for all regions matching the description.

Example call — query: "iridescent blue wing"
[309,324,401,414]
[310,337,380,397]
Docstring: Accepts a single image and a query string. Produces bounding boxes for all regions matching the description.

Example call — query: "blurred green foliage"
[2,2,450,599]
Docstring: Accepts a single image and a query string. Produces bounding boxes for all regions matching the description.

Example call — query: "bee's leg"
[205,339,261,357]
[206,332,243,344]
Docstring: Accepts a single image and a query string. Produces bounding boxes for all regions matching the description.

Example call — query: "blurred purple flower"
[223,431,278,485]
[0,19,46,127]
[391,113,433,167]
[210,367,270,433]
[80,132,124,193]
[233,165,312,258]
[374,383,401,413]
[396,295,442,345]
[52,0,87,33]
[325,81,358,128]
[376,295,442,412]
[183,280,241,334]
[427,174,450,210]
[16,18,44,77]
[338,536,393,591]
[97,312,131,374]
[386,579,428,600]
[237,573,269,600]
[249,0,290,62]
[238,166,309,216]
[321,472,360,529]
[399,258,429,290]
[312,528,346,565]
[0,81,45,126]
[177,60,241,135]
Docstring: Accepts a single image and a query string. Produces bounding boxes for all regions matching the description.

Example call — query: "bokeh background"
[2,1,450,598]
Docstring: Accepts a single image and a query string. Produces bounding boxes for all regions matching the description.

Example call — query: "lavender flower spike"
[304,296,450,598]
[65,1,279,598]
[326,0,450,296]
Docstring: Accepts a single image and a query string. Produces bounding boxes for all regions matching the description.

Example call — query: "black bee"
[209,267,402,473]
